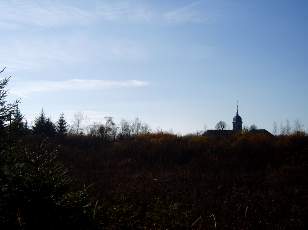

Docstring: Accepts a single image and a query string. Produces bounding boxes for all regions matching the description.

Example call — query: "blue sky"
[1,0,308,134]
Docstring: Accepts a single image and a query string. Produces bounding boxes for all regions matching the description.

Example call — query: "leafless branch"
[0,67,6,74]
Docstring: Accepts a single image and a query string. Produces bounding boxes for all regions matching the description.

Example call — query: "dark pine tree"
[10,105,28,137]
[32,109,56,137]
[57,113,68,136]
[0,68,18,146]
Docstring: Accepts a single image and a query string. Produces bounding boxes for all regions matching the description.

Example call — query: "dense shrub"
[0,140,99,229]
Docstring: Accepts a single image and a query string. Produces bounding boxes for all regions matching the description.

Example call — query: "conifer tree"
[57,113,68,136]
[0,68,18,143]
[32,109,56,137]
[8,105,29,139]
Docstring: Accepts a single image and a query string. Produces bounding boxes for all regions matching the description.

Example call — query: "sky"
[1,0,308,134]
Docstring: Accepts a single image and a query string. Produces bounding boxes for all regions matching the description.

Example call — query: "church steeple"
[233,102,242,132]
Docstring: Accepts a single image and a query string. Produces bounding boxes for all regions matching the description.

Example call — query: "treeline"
[13,108,308,142]
[11,108,151,141]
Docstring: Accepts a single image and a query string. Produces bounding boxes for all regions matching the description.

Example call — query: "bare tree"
[242,125,249,133]
[131,118,142,135]
[293,119,304,134]
[131,118,150,135]
[272,121,278,135]
[280,119,291,135]
[71,112,85,135]
[118,119,131,139]
[104,117,117,141]
[280,122,285,135]
[140,122,150,134]
[215,121,227,130]
[249,124,258,131]
[285,119,291,135]
[88,123,100,136]
[91,117,118,142]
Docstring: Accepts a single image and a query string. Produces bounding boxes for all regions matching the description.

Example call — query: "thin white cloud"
[11,79,149,97]
[0,1,153,29]
[96,1,153,22]
[0,37,147,71]
[164,1,208,24]
[0,1,210,29]
[0,1,93,28]
[0,39,81,71]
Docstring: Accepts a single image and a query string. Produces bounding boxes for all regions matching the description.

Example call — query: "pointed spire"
[236,100,239,116]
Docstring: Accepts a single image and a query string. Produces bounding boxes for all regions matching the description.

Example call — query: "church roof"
[204,130,234,137]
[249,129,273,136]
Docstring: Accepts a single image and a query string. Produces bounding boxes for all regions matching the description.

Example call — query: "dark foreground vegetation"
[56,133,307,229]
[1,73,307,229]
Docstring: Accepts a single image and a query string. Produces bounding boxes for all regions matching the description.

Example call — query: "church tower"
[233,104,242,132]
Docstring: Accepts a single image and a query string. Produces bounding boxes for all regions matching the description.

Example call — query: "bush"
[0,140,99,229]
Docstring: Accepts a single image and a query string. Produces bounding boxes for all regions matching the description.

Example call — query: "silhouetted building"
[232,105,242,132]
[205,130,234,137]
[203,104,271,137]
[249,129,273,136]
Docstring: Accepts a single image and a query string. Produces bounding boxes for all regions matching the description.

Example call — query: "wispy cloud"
[0,1,209,29]
[0,39,80,71]
[11,79,149,97]
[0,1,153,29]
[164,1,208,24]
[0,1,93,28]
[0,1,211,72]
[96,1,153,23]
[0,37,147,71]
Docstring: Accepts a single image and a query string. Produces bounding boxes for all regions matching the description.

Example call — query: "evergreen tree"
[57,113,68,136]
[10,105,28,136]
[32,109,56,137]
[0,68,18,144]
